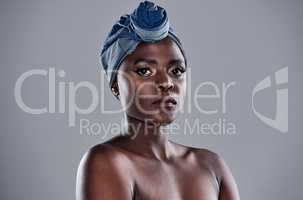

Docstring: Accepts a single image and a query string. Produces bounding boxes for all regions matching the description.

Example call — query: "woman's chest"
[131,159,219,200]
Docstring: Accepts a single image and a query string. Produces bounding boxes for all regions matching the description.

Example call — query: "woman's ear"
[111,80,120,100]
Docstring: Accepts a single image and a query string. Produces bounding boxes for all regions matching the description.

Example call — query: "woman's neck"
[122,114,176,161]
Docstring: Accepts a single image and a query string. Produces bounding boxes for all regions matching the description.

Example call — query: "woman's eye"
[171,67,186,77]
[135,67,152,77]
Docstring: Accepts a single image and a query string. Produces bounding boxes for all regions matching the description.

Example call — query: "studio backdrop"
[1,0,302,199]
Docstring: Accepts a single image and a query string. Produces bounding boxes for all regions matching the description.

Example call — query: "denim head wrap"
[100,0,186,88]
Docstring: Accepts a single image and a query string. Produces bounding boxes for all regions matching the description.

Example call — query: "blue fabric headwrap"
[100,0,186,87]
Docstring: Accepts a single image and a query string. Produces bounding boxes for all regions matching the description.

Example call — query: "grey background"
[1,0,303,199]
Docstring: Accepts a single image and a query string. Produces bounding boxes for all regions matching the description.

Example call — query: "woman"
[76,1,240,199]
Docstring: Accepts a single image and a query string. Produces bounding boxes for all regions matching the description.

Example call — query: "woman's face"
[114,37,186,125]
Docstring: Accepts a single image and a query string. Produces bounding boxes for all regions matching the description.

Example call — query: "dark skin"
[76,37,240,200]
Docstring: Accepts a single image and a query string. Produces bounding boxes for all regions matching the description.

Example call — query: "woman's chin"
[128,107,179,125]
[150,113,177,125]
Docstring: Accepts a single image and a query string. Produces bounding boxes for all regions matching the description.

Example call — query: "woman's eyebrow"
[134,58,185,65]
[169,59,185,66]
[133,58,158,65]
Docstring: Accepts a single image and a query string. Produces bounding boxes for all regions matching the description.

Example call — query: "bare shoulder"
[190,147,240,199]
[76,142,134,200]
[170,143,223,175]
[188,147,221,166]
[189,147,230,182]
[78,135,133,170]
[78,143,129,172]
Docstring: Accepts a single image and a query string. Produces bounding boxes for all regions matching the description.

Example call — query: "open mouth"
[152,96,178,111]
[163,98,177,105]
[152,96,177,105]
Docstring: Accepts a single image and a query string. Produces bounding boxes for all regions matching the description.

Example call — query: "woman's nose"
[156,73,174,92]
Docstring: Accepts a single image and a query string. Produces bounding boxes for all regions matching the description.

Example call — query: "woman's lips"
[152,96,177,104]
[152,96,177,110]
